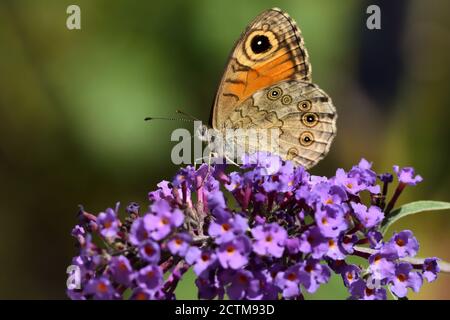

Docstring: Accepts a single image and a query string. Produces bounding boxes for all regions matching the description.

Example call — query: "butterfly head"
[195,123,210,142]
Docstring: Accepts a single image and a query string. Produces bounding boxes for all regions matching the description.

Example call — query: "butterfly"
[202,7,337,169]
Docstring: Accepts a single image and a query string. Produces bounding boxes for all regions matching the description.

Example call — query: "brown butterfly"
[204,7,337,169]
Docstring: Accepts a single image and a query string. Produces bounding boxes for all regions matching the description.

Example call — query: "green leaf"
[381,200,450,234]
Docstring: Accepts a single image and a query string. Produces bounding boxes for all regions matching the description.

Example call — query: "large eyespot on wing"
[211,8,312,129]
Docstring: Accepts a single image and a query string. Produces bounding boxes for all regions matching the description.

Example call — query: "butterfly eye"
[267,87,283,100]
[301,112,319,127]
[196,125,208,140]
[250,35,272,54]
[298,100,312,111]
[299,131,314,146]
[281,95,293,105]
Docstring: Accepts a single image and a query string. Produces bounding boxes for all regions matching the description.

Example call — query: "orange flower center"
[96,282,108,293]
[374,254,381,264]
[118,262,127,271]
[397,273,407,282]
[144,245,154,256]
[135,292,147,300]
[287,273,297,281]
[226,246,235,254]
[201,254,210,262]
[365,288,374,296]
[238,275,248,284]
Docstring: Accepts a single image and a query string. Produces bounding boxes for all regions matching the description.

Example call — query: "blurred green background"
[0,0,449,299]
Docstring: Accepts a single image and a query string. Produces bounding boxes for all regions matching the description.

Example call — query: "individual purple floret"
[393,166,423,186]
[388,230,419,258]
[351,202,384,228]
[274,264,304,299]
[217,236,251,269]
[341,264,361,287]
[251,223,287,258]
[97,208,120,239]
[299,258,331,293]
[167,233,191,257]
[84,277,115,300]
[147,199,184,240]
[208,212,248,244]
[185,247,217,277]
[422,258,440,282]
[136,265,163,291]
[227,270,260,299]
[138,239,161,264]
[368,248,397,280]
[349,278,387,300]
[389,263,423,298]
[109,255,134,286]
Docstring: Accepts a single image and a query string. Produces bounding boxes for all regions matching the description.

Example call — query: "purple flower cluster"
[67,153,440,300]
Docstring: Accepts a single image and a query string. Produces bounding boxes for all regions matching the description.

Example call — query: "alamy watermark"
[66,5,81,30]
[66,265,81,290]
[366,5,381,30]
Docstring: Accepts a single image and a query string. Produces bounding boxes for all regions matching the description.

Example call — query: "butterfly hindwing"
[211,8,311,129]
[224,80,337,169]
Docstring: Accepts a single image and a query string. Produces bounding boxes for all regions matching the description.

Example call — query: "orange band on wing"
[223,51,296,102]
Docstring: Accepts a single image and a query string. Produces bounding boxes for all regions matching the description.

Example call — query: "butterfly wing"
[211,8,311,129]
[224,80,337,169]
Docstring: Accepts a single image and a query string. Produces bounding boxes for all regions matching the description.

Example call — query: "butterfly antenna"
[144,116,194,122]
[176,110,200,122]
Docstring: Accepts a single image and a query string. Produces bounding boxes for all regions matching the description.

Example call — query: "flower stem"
[384,182,406,216]
[163,261,190,294]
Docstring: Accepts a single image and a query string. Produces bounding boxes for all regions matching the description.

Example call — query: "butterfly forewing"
[211,8,311,128]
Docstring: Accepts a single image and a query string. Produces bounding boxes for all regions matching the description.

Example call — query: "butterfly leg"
[194,156,209,170]
[224,155,239,167]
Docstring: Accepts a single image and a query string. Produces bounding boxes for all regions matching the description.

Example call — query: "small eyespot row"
[281,95,293,105]
[267,87,283,100]
[297,100,312,111]
[299,131,314,146]
[287,147,299,160]
[301,112,319,128]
